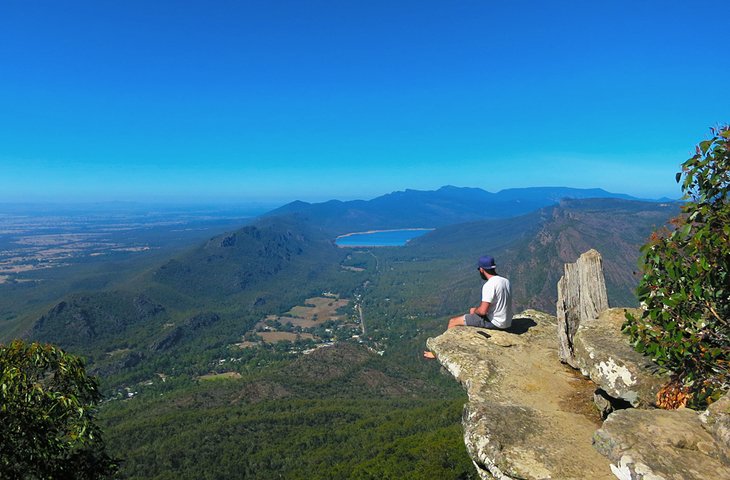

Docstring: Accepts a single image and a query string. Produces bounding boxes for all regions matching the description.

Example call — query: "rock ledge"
[427,310,614,479]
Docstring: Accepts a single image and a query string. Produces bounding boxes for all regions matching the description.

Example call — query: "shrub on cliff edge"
[624,126,729,409]
[0,340,117,479]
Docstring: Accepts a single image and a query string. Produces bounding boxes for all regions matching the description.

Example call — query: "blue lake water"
[335,228,434,247]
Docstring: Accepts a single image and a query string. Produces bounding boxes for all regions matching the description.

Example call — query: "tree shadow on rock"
[504,317,537,335]
[474,317,538,341]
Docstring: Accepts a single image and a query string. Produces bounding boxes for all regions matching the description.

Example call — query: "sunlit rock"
[594,406,729,480]
[572,308,671,408]
[427,310,614,479]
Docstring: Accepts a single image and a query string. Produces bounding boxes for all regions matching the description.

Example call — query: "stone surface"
[594,407,730,480]
[700,394,730,464]
[572,308,671,408]
[427,310,614,480]
[557,249,609,366]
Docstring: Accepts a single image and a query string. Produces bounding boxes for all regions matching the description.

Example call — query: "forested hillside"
[101,343,475,479]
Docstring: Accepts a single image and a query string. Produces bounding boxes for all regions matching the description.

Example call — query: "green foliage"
[95,339,474,479]
[102,395,475,480]
[0,340,117,479]
[624,126,730,407]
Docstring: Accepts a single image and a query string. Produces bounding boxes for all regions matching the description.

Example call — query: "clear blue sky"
[1,1,727,204]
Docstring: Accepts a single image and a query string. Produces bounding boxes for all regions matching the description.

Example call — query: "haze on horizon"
[1,1,728,205]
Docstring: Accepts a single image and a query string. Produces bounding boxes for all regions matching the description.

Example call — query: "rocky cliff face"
[427,310,614,479]
[426,250,729,480]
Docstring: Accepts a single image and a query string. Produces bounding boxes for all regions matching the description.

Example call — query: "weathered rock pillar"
[557,249,609,367]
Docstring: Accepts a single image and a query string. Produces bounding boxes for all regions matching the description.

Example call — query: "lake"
[335,228,434,247]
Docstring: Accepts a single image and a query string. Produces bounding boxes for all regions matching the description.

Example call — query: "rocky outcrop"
[572,308,671,408]
[557,251,669,409]
[429,249,729,480]
[557,249,609,367]
[426,310,614,479]
[428,317,729,480]
[594,406,730,480]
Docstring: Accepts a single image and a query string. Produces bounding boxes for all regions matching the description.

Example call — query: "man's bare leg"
[424,314,467,358]
[447,315,466,329]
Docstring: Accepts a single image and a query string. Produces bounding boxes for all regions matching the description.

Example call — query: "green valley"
[1,188,679,479]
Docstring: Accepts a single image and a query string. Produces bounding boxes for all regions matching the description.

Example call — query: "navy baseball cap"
[478,255,496,270]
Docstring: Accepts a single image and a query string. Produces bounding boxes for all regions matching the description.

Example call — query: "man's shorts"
[463,313,501,329]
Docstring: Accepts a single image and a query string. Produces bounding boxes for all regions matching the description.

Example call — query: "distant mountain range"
[266,185,649,234]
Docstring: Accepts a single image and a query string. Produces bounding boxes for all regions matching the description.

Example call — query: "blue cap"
[478,255,496,270]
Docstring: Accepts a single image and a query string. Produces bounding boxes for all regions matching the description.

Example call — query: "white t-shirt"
[482,275,513,329]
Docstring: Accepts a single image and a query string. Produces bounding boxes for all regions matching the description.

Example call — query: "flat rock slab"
[427,310,614,480]
[594,407,730,480]
[572,308,671,408]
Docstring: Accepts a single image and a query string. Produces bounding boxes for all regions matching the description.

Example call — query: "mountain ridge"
[265,185,657,235]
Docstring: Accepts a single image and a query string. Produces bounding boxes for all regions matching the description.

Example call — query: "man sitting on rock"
[424,255,513,359]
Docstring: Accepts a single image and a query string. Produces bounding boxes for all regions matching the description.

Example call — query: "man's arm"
[473,301,491,317]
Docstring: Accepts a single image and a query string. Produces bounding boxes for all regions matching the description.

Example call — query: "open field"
[254,296,350,331]
[240,296,358,349]
[289,297,349,321]
[259,331,315,343]
[278,317,319,328]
